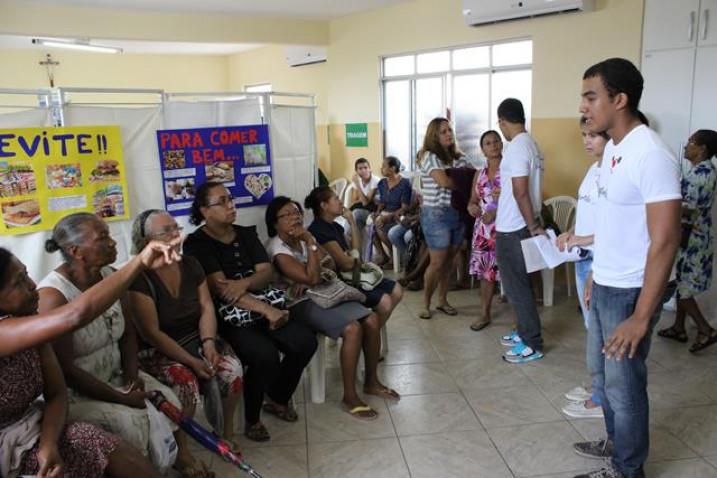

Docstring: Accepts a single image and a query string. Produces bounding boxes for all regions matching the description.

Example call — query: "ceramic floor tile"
[308,437,410,478]
[488,421,597,477]
[381,337,442,365]
[388,392,482,436]
[306,396,395,443]
[465,382,563,428]
[210,445,308,478]
[653,406,717,456]
[648,372,714,409]
[644,458,717,477]
[241,401,308,449]
[400,429,513,478]
[378,362,459,395]
[430,334,502,361]
[445,357,532,392]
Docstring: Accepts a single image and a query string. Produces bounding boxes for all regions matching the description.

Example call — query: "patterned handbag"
[306,269,366,309]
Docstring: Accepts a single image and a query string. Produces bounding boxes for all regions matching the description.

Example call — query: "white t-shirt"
[265,235,309,304]
[496,132,544,233]
[574,161,600,249]
[592,125,681,288]
[358,175,380,196]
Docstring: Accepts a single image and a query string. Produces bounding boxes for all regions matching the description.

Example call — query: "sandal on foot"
[689,329,717,353]
[262,401,299,422]
[657,326,688,343]
[244,422,271,442]
[363,386,401,401]
[437,304,458,316]
[343,404,379,421]
[470,319,491,331]
[418,309,432,320]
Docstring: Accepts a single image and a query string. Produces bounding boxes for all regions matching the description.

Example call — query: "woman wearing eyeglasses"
[183,183,317,443]
[126,209,244,456]
[37,213,210,477]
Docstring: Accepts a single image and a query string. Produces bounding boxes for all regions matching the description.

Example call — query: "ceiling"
[22,0,411,20]
[0,35,261,55]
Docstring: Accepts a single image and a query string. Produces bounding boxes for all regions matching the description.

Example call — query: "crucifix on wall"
[39,53,60,87]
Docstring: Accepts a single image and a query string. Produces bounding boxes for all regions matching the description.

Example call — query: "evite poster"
[156,125,274,216]
[0,125,129,235]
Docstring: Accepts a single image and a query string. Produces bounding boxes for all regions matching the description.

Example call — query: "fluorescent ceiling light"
[32,38,123,54]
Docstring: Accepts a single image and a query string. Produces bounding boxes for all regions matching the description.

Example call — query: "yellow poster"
[0,125,129,235]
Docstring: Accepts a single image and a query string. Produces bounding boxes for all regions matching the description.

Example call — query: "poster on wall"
[0,125,129,236]
[156,124,274,216]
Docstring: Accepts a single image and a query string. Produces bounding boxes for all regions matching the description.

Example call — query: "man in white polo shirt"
[572,58,681,478]
[494,98,546,363]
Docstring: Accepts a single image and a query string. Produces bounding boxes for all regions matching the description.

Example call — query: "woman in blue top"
[373,156,412,269]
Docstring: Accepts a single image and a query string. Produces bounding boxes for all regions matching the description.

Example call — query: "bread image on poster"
[89,160,121,183]
[2,199,41,228]
[0,163,37,198]
[205,162,235,183]
[93,185,125,218]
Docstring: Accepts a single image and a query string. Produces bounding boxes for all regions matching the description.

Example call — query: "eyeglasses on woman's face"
[277,208,303,220]
[206,195,235,208]
[151,224,184,239]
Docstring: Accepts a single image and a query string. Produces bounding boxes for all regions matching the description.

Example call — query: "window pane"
[384,55,414,76]
[452,46,490,70]
[384,80,411,168]
[453,74,490,164]
[492,40,533,67]
[415,77,444,159]
[490,69,533,129]
[416,51,450,74]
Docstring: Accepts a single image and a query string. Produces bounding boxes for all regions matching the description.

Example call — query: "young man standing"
[494,98,546,363]
[573,58,681,478]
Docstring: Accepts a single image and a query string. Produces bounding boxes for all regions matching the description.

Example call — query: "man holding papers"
[494,98,546,364]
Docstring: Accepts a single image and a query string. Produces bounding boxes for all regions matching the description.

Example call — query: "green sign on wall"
[345,123,368,147]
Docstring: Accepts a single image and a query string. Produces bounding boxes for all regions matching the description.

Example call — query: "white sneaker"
[565,386,592,402]
[562,401,604,419]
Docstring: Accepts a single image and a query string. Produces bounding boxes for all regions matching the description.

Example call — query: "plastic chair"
[543,195,578,297]
[329,178,348,203]
[343,182,356,208]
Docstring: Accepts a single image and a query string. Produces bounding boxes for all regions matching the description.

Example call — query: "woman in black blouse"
[183,183,317,443]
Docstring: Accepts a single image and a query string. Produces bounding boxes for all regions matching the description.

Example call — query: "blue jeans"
[574,254,601,406]
[420,206,464,251]
[388,223,414,255]
[587,281,674,477]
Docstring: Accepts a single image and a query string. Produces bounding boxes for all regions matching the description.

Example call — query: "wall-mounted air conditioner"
[463,0,596,26]
[285,46,327,67]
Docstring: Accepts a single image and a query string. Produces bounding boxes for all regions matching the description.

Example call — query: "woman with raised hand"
[183,182,317,443]
[0,237,179,478]
[306,186,401,401]
[38,212,213,477]
[127,209,244,449]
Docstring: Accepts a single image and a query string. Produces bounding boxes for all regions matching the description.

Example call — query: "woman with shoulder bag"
[266,196,392,419]
[183,183,317,443]
[306,186,402,401]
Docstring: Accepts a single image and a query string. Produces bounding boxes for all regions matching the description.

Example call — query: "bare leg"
[361,313,399,399]
[480,279,496,321]
[105,440,163,478]
[376,227,393,264]
[339,321,365,408]
[423,248,448,311]
[438,245,458,307]
[222,391,241,443]
[680,297,715,334]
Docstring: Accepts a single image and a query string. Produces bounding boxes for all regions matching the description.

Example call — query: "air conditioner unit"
[463,0,595,26]
[285,46,327,67]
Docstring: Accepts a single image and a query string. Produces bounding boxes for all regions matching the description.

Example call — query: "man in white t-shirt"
[349,157,380,234]
[571,59,681,478]
[494,98,546,364]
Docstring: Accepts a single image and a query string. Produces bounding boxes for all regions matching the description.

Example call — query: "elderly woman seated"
[37,212,213,477]
[127,209,244,448]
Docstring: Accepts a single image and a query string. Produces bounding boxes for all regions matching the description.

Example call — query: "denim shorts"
[420,206,464,251]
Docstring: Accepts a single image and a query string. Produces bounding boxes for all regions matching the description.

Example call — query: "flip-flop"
[470,319,491,331]
[244,422,271,442]
[343,404,379,421]
[174,459,215,478]
[364,386,401,401]
[657,326,688,343]
[689,329,717,353]
[436,305,458,316]
[418,309,432,320]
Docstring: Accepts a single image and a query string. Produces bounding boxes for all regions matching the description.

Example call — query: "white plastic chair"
[329,178,348,203]
[543,195,578,298]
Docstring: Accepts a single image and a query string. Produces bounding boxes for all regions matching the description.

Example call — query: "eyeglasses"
[206,196,235,208]
[151,225,183,238]
[277,209,303,219]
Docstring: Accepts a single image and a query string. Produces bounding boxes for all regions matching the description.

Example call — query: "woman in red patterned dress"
[467,130,503,332]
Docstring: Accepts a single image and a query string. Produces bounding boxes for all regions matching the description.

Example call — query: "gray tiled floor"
[184,280,717,477]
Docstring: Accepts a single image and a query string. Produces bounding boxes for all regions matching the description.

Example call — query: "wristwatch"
[309,244,318,252]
